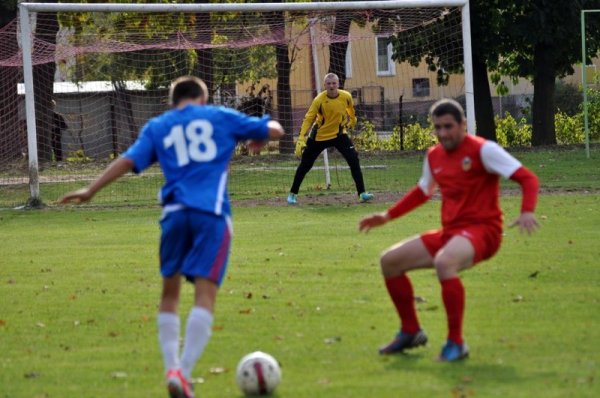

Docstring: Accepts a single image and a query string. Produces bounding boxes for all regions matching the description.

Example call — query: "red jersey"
[418,135,521,230]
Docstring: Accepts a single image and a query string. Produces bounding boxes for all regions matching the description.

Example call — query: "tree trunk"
[0,18,21,161]
[194,0,213,101]
[472,55,496,141]
[267,11,294,154]
[531,43,557,146]
[328,13,351,89]
[32,11,59,162]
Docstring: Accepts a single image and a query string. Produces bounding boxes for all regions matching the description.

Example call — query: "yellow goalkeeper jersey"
[299,89,357,142]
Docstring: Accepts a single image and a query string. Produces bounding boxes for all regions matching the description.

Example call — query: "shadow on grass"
[380,351,557,393]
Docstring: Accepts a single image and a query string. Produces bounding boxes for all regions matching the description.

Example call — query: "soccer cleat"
[359,192,374,203]
[438,340,469,362]
[287,193,298,205]
[166,369,195,398]
[378,329,428,355]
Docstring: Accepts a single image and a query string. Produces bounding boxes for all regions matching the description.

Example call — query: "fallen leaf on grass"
[209,367,227,375]
[0,320,6,327]
[238,308,253,314]
[324,336,342,344]
[513,295,523,302]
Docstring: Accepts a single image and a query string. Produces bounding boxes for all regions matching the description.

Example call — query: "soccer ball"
[236,351,281,396]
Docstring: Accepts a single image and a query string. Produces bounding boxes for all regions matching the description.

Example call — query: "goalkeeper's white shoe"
[287,193,298,205]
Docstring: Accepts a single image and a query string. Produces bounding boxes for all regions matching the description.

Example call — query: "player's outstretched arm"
[508,166,540,235]
[359,186,430,234]
[60,157,134,204]
[359,212,390,233]
[247,120,284,153]
[509,212,539,235]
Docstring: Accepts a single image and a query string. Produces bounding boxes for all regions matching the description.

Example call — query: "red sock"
[384,274,420,334]
[441,277,465,345]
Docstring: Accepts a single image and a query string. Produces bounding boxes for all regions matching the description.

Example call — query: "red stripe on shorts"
[209,225,231,283]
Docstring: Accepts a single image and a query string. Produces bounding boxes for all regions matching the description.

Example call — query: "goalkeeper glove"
[295,138,306,158]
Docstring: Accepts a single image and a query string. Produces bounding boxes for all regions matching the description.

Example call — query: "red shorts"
[420,224,502,265]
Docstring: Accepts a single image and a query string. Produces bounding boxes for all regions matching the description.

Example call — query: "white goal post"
[18,0,474,204]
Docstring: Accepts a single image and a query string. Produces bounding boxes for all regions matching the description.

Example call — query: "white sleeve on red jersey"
[480,141,522,178]
[417,154,437,195]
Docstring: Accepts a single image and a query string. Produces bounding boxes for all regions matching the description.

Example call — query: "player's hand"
[508,211,539,235]
[359,212,390,233]
[247,139,266,154]
[294,138,306,158]
[59,188,94,204]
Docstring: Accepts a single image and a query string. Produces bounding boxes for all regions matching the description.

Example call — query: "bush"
[399,123,436,150]
[555,112,584,145]
[583,86,600,142]
[352,119,435,151]
[352,119,379,151]
[495,113,532,147]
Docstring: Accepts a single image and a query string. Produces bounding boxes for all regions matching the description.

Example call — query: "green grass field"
[1,145,599,207]
[1,193,599,397]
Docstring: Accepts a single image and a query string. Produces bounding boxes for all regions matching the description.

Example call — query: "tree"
[0,1,19,161]
[327,11,351,89]
[498,0,600,145]
[32,2,60,162]
[389,5,501,140]
[193,0,214,100]
[266,6,294,153]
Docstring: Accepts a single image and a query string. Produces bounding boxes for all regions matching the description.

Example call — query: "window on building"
[412,78,430,97]
[376,37,395,76]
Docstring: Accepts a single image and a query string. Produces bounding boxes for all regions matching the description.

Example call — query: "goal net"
[2,1,472,207]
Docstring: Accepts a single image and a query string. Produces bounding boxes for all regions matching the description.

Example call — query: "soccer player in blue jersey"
[60,76,284,398]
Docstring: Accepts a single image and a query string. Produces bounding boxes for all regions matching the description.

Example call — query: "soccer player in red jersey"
[359,98,539,361]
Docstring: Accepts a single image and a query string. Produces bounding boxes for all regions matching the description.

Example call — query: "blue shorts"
[159,208,232,286]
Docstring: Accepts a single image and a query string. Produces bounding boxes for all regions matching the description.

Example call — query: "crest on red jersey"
[461,156,472,171]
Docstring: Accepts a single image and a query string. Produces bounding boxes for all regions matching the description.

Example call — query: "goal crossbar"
[20,1,469,13]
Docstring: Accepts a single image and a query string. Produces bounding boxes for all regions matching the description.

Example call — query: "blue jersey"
[123,104,269,216]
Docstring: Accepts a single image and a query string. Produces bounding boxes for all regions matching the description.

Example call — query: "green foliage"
[495,113,532,147]
[66,149,92,163]
[58,1,278,89]
[389,9,463,85]
[352,119,434,151]
[352,119,379,151]
[583,85,600,142]
[554,112,584,145]
[400,123,436,150]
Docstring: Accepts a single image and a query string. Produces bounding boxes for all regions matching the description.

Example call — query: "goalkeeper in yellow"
[287,73,374,204]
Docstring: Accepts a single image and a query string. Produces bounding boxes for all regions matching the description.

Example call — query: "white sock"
[158,312,180,372]
[180,306,213,380]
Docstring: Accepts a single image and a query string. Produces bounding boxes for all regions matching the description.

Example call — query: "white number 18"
[163,119,217,166]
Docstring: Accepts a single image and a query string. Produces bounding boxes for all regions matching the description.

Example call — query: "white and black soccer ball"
[236,351,281,396]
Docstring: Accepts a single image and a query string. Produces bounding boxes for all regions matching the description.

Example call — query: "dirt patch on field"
[232,187,600,207]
